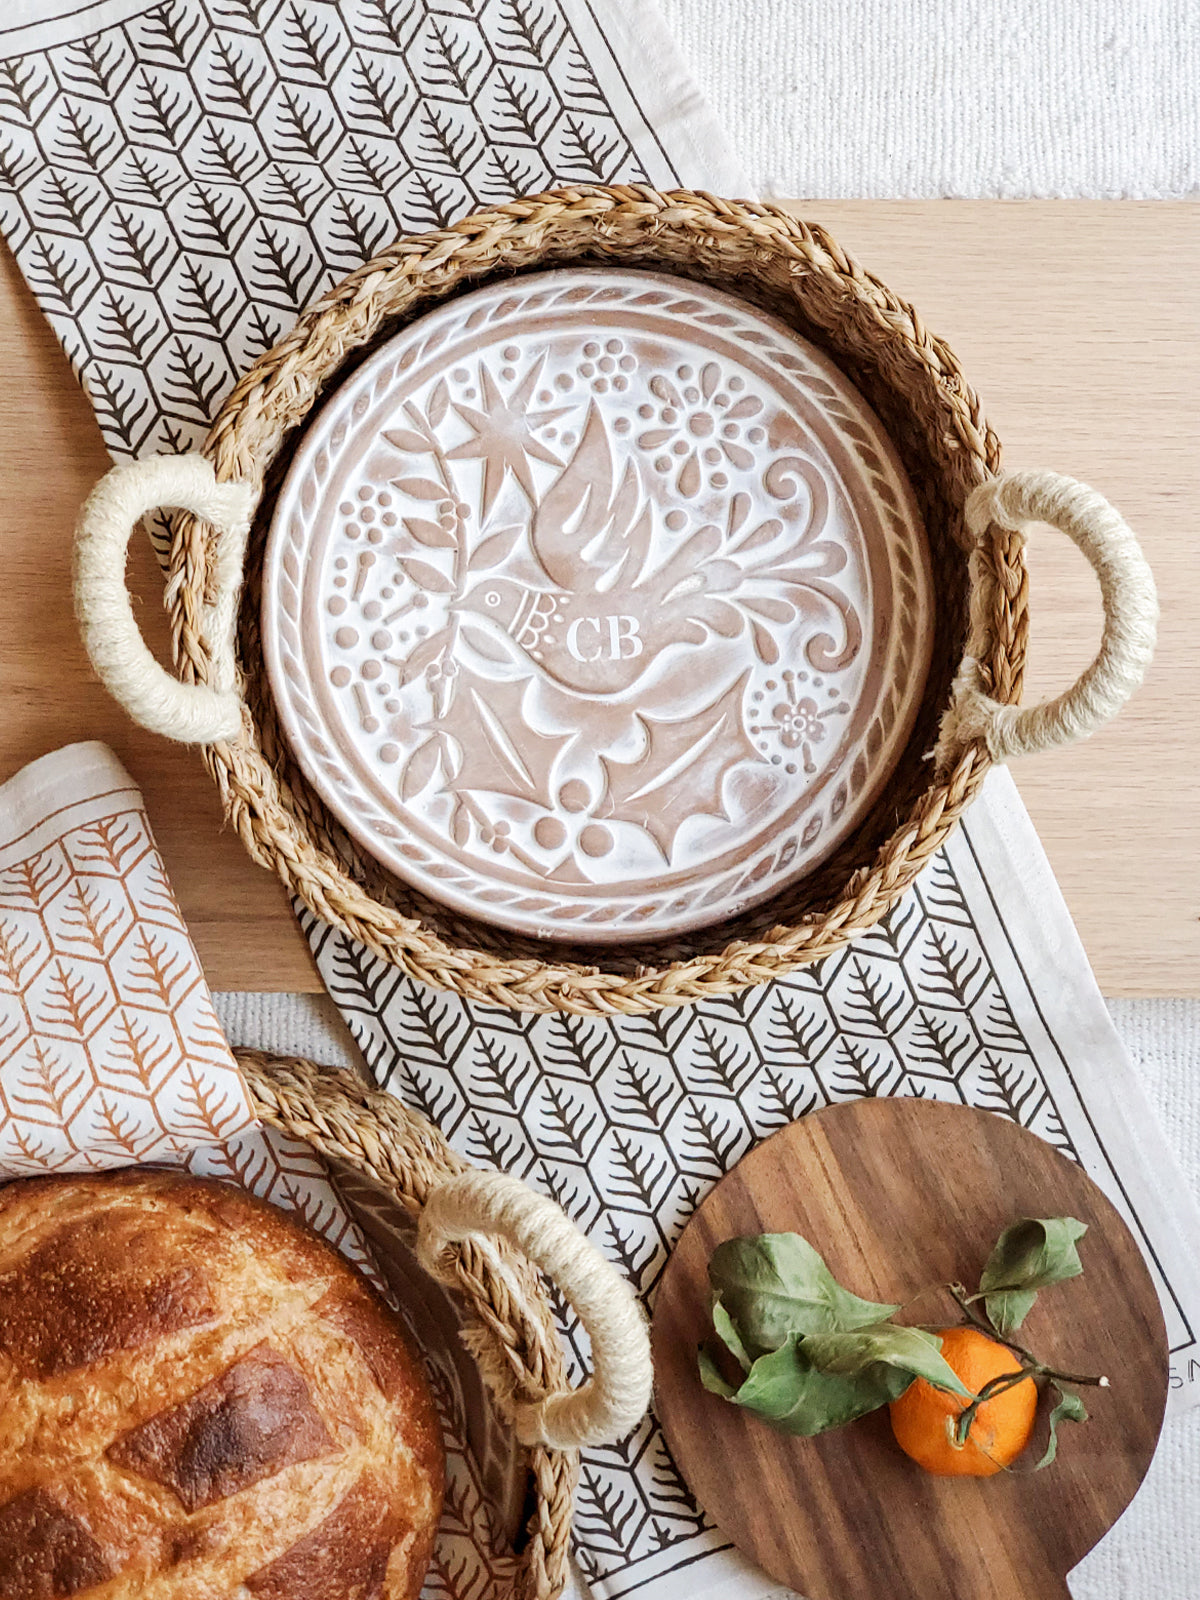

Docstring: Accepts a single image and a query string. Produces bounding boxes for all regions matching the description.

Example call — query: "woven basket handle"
[74,453,253,743]
[417,1169,653,1451]
[935,470,1158,770]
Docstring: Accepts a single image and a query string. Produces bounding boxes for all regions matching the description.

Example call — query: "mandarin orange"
[888,1325,1038,1477]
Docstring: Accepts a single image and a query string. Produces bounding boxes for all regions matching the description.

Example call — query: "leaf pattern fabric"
[0,741,255,1173]
[0,0,686,482]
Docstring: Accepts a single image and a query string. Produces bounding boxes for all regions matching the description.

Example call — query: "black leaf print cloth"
[3,6,1199,1600]
[0,0,738,466]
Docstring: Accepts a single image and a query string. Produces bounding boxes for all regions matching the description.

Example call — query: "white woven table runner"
[2,4,1198,1599]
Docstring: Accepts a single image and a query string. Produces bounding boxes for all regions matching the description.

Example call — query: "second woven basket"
[237,1047,652,1600]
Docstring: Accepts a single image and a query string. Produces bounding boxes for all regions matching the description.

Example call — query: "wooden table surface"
[1,202,1196,995]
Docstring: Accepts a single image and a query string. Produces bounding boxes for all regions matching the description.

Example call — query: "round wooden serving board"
[651,1099,1168,1600]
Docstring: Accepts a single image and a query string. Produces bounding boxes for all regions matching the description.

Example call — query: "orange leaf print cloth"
[0,741,256,1174]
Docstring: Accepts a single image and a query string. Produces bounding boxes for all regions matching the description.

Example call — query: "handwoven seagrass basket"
[236,1046,650,1600]
[75,187,1157,1015]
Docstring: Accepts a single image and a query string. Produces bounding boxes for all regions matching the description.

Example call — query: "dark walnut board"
[651,1099,1168,1600]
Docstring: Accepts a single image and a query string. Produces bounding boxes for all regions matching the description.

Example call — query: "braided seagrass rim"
[172,186,1017,1013]
[236,1047,575,1600]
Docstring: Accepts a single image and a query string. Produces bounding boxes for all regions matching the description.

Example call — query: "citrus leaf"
[980,1217,1088,1334]
[707,1234,899,1352]
[699,1331,912,1437]
[697,1345,738,1399]
[1034,1384,1088,1470]
[984,1287,1038,1336]
[802,1323,976,1400]
[711,1295,752,1373]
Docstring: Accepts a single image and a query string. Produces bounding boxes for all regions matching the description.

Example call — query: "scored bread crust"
[0,1168,444,1600]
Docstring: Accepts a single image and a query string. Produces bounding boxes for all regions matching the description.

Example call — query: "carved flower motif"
[637,363,766,497]
[773,696,826,750]
[751,675,852,777]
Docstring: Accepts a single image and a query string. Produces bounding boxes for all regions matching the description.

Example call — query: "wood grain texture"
[792,203,1200,997]
[0,244,317,992]
[651,1098,1169,1600]
[1,202,1195,992]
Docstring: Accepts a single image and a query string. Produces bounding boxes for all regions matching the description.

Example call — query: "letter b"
[608,614,643,660]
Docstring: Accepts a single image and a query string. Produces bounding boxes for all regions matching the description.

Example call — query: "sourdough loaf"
[0,1168,443,1600]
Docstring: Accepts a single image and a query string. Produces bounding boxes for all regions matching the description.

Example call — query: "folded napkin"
[0,741,255,1175]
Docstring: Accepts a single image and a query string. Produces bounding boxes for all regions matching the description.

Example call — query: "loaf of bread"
[0,1169,443,1600]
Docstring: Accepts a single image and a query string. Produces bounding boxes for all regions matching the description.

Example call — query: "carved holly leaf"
[469,524,522,570]
[399,736,441,802]
[449,800,470,847]
[397,624,454,684]
[456,614,525,672]
[427,378,450,428]
[399,557,453,593]
[443,664,565,806]
[601,673,761,857]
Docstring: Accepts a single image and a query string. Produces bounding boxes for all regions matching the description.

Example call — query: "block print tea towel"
[0,740,255,1173]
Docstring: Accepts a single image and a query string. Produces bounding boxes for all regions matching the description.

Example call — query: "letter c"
[567,616,603,663]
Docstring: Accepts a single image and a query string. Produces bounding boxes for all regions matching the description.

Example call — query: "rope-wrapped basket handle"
[74,455,1155,767]
[73,453,253,744]
[417,1168,653,1451]
[935,469,1158,769]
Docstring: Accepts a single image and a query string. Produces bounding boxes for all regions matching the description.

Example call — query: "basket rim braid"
[73,187,1158,1015]
[237,1045,648,1600]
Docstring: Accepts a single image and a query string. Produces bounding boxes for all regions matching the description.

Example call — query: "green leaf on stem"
[707,1234,899,1353]
[711,1295,753,1372]
[697,1344,738,1399]
[698,1331,914,1436]
[1034,1384,1089,1470]
[979,1217,1088,1334]
[803,1323,977,1400]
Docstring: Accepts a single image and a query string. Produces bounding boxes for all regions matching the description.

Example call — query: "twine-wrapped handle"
[73,453,254,744]
[417,1169,653,1451]
[936,469,1158,770]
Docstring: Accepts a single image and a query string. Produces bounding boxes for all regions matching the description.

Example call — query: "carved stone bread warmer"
[74,188,1157,1015]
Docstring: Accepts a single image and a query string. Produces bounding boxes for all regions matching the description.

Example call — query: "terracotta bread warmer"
[73,187,1157,1015]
